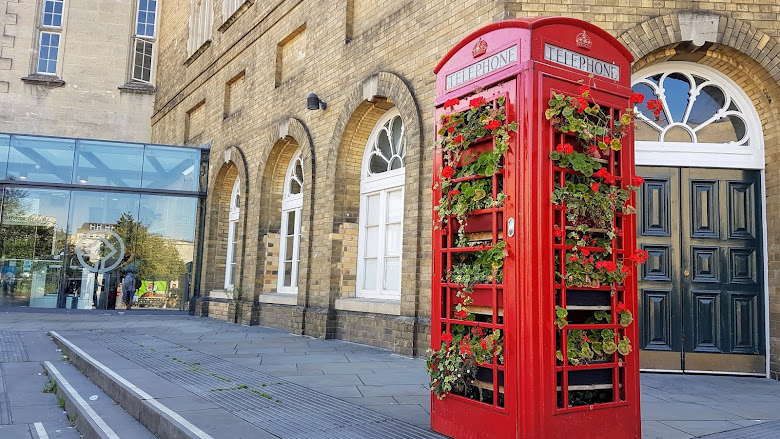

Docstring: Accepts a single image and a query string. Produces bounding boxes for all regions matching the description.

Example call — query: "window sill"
[218,0,253,33]
[185,40,212,66]
[257,293,297,306]
[335,297,401,316]
[21,74,65,87]
[208,289,234,300]
[119,82,155,95]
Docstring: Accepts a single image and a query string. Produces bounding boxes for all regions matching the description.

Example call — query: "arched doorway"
[633,62,766,375]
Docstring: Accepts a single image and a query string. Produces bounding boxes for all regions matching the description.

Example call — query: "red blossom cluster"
[593,167,616,185]
[459,336,473,355]
[616,302,628,313]
[454,309,468,319]
[470,97,486,108]
[628,249,649,264]
[441,165,454,179]
[553,226,564,238]
[444,98,459,109]
[441,332,453,343]
[631,175,644,186]
[595,260,617,272]
[555,143,574,154]
[453,135,464,143]
[646,99,663,118]
[484,120,501,130]
[629,92,644,105]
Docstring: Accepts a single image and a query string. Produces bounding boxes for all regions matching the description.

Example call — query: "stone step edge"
[48,331,216,439]
[42,360,121,439]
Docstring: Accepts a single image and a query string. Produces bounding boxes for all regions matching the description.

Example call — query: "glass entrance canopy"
[0,134,208,310]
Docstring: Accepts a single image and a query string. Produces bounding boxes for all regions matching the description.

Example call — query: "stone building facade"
[0,0,158,141]
[151,0,780,378]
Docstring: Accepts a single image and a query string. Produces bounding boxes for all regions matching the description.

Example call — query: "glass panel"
[383,257,400,291]
[364,226,379,257]
[662,126,694,143]
[386,189,402,222]
[137,194,197,309]
[389,157,402,170]
[697,116,744,144]
[635,120,660,142]
[7,135,74,183]
[66,192,140,310]
[285,236,294,260]
[363,258,377,290]
[369,154,387,174]
[295,160,303,181]
[365,194,380,225]
[0,188,69,308]
[391,116,403,153]
[688,85,726,129]
[286,210,296,235]
[74,140,143,188]
[377,131,392,159]
[0,134,9,178]
[290,179,301,194]
[661,73,692,123]
[385,223,401,255]
[631,83,668,127]
[142,145,200,191]
[284,262,293,286]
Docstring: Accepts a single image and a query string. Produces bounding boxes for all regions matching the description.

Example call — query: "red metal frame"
[432,17,640,438]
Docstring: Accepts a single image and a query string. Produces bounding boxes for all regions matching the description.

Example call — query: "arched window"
[631,62,763,169]
[277,150,304,293]
[224,177,240,289]
[357,110,406,299]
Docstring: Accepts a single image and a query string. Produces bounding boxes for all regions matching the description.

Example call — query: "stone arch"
[318,72,423,319]
[620,13,780,379]
[249,118,315,303]
[202,145,249,294]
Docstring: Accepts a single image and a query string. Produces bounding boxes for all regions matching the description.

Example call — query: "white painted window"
[225,177,240,289]
[277,150,304,294]
[132,0,157,83]
[356,110,406,300]
[36,0,65,75]
[632,62,763,170]
[188,0,213,55]
[222,0,245,22]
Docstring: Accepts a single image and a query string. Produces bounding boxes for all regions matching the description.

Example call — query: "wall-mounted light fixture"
[307,93,327,110]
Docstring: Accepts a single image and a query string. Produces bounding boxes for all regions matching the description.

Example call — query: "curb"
[42,361,120,439]
[49,331,214,439]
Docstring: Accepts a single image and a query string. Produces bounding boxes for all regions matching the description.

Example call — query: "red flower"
[646,99,663,118]
[553,227,563,238]
[576,95,588,113]
[447,126,455,134]
[582,249,590,257]
[444,98,459,109]
[603,136,611,145]
[629,249,649,264]
[444,115,450,123]
[479,339,488,350]
[453,134,465,143]
[579,85,591,96]
[594,167,616,185]
[631,175,645,186]
[454,309,468,319]
[629,92,644,105]
[442,332,453,343]
[616,302,628,313]
[569,255,578,262]
[621,265,631,273]
[441,166,455,179]
[591,183,600,192]
[485,120,501,130]
[563,144,574,154]
[470,97,486,108]
[448,189,460,197]
[582,334,590,342]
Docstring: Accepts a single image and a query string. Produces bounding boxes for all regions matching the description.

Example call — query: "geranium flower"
[454,309,468,319]
[582,334,590,342]
[553,227,563,238]
[569,255,578,262]
[629,92,644,105]
[485,120,501,130]
[447,126,455,133]
[563,144,573,154]
[441,166,455,179]
[646,99,663,118]
[591,183,600,192]
[470,97,486,108]
[448,189,460,197]
[616,302,628,313]
[579,85,591,96]
[442,332,453,343]
[444,98,459,109]
[479,339,488,350]
[582,249,590,257]
[453,135,464,143]
[631,175,645,186]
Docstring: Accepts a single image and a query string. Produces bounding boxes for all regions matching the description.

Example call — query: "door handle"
[683,269,690,277]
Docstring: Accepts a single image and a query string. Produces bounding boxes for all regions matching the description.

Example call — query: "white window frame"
[222,0,246,23]
[188,0,213,56]
[131,0,158,83]
[276,150,304,294]
[36,0,66,76]
[224,177,240,290]
[356,109,406,300]
[633,62,763,170]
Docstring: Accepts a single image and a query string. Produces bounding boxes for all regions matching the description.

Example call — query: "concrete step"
[42,359,155,439]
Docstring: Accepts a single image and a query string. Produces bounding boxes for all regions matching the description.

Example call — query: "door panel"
[638,167,764,374]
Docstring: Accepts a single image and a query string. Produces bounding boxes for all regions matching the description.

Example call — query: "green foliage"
[43,379,57,394]
[427,327,502,399]
[554,309,632,366]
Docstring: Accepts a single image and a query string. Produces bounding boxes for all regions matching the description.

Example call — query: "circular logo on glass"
[75,230,126,274]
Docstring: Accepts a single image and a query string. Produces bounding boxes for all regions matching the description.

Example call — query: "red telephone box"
[430,18,642,438]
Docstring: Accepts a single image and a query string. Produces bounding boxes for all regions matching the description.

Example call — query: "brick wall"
[155,0,780,377]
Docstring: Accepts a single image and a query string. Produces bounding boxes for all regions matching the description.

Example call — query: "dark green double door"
[637,167,765,374]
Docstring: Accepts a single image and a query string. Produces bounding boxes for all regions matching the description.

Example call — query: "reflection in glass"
[661,73,691,123]
[137,195,197,309]
[142,145,199,191]
[7,136,74,183]
[74,141,143,188]
[67,192,140,310]
[0,134,9,178]
[0,188,69,308]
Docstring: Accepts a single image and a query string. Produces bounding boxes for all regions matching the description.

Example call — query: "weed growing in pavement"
[209,373,231,382]
[43,379,57,394]
[58,397,65,408]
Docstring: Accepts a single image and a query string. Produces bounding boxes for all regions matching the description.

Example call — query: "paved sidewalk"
[2,309,780,438]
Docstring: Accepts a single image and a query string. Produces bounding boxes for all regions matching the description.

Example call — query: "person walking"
[122,270,137,310]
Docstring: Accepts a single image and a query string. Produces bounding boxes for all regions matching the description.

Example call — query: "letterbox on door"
[430,17,643,438]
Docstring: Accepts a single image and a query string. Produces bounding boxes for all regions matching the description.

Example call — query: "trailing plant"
[555,306,634,366]
[434,96,517,242]
[428,325,503,399]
